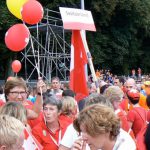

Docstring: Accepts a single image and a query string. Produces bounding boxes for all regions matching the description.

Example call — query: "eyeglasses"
[9,91,27,97]
[126,86,133,89]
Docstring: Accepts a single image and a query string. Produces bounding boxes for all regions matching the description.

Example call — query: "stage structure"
[20,9,71,83]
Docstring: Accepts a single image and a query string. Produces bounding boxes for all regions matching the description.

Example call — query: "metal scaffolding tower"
[20,9,71,83]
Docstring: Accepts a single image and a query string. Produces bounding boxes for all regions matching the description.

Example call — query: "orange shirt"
[96,71,100,78]
[32,119,69,150]
[139,94,149,110]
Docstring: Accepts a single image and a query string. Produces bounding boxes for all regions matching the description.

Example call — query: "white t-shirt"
[0,94,5,102]
[61,125,136,150]
[113,129,136,150]
[60,124,78,148]
[60,124,90,150]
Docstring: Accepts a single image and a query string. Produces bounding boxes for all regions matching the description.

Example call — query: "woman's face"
[80,124,110,150]
[7,86,27,103]
[43,104,60,124]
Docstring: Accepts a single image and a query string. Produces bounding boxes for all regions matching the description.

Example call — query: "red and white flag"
[70,30,89,101]
[23,128,43,150]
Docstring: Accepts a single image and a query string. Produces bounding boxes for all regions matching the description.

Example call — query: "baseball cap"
[126,89,140,101]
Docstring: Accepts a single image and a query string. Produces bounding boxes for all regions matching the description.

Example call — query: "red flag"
[70,30,89,101]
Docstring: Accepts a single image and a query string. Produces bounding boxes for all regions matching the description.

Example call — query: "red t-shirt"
[24,100,44,129]
[127,107,147,137]
[59,114,74,125]
[115,109,135,140]
[115,109,129,132]
[147,110,150,122]
[0,100,5,106]
[32,119,69,150]
[119,98,133,112]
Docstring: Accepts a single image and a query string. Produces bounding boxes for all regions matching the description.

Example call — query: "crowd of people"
[0,73,150,150]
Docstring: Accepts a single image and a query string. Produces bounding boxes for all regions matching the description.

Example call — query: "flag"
[70,30,89,101]
[23,128,43,150]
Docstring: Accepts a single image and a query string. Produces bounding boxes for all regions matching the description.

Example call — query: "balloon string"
[30,34,43,103]
[36,23,40,78]
[30,34,40,77]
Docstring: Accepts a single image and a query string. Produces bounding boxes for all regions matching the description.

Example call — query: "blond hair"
[74,104,120,140]
[0,115,24,149]
[103,86,124,102]
[61,96,77,116]
[0,101,27,124]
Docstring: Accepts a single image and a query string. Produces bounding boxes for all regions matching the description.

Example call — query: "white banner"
[59,7,96,31]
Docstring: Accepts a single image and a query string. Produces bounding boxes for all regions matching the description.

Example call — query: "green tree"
[0,0,20,79]
[0,0,150,78]
[86,0,150,75]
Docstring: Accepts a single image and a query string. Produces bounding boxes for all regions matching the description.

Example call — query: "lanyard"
[49,129,62,147]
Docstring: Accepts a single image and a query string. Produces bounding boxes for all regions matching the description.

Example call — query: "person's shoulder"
[59,118,71,129]
[32,120,46,132]
[132,106,146,113]
[119,128,131,137]
[119,129,135,143]
[114,129,136,150]
[59,115,73,124]
[65,123,77,133]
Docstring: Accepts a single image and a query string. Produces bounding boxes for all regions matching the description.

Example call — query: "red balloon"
[21,0,44,25]
[5,24,30,52]
[11,60,22,73]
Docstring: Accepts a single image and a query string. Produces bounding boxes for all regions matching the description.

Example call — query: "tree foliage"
[86,0,150,75]
[0,0,150,78]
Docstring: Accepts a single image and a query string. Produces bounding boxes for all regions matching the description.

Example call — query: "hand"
[71,139,86,150]
[37,77,47,94]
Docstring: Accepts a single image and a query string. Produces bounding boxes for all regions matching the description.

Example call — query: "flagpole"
[80,0,99,93]
[81,0,88,81]
[80,31,100,93]
[81,0,84,9]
